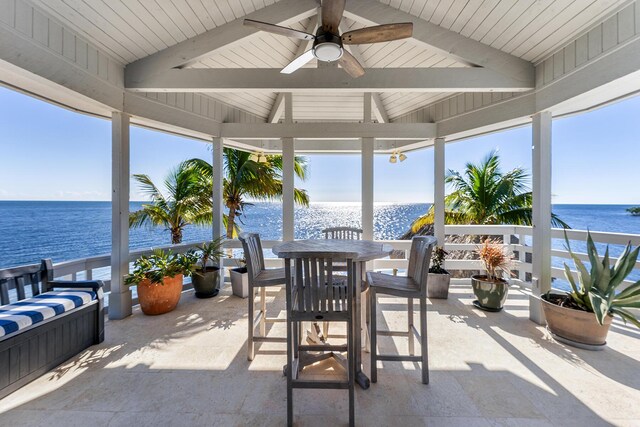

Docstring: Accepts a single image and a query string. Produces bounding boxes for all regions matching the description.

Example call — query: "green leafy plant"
[410,151,569,232]
[558,230,640,328]
[125,249,198,286]
[429,247,449,274]
[626,207,640,216]
[476,239,513,282]
[195,238,225,271]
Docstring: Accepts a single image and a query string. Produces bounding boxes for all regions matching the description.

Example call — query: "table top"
[272,239,393,262]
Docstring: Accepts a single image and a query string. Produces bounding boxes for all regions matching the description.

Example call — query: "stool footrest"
[292,380,349,389]
[377,354,422,362]
[252,336,287,343]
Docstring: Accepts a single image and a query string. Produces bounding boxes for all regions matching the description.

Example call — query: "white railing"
[24,224,640,308]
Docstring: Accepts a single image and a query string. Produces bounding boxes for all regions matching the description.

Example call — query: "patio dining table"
[272,239,393,389]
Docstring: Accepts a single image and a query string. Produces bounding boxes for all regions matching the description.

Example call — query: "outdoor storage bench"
[0,259,104,399]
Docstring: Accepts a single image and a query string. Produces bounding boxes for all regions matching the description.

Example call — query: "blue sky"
[0,85,639,204]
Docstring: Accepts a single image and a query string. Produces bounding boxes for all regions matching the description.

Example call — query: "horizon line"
[0,199,638,206]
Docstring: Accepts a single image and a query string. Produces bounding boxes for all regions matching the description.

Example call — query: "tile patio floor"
[1,283,639,426]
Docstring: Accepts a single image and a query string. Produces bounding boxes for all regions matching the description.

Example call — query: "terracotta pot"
[427,272,450,299]
[471,275,509,311]
[137,274,183,315]
[191,267,221,298]
[541,293,613,347]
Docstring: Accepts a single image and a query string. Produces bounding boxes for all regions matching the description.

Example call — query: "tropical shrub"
[557,231,640,328]
[125,249,198,286]
[195,238,225,270]
[428,247,449,274]
[626,207,640,216]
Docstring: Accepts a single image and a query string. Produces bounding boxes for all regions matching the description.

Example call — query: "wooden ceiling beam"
[126,68,534,92]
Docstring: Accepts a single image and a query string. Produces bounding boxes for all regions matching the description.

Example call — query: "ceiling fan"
[243,0,413,78]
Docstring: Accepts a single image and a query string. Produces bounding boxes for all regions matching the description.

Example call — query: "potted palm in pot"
[541,231,640,349]
[125,249,198,315]
[471,239,513,312]
[428,247,450,299]
[192,238,224,298]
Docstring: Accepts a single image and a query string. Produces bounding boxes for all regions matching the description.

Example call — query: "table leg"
[354,261,370,390]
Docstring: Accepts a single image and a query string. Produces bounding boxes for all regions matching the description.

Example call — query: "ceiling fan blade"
[244,19,314,41]
[338,50,365,78]
[321,0,345,33]
[342,23,413,45]
[281,49,315,74]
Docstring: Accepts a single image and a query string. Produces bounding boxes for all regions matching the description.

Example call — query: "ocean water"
[0,202,639,285]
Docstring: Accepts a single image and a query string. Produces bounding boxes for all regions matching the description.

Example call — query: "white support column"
[282,92,295,241]
[212,137,224,240]
[110,112,132,320]
[212,137,225,285]
[362,93,374,240]
[530,111,553,324]
[282,138,295,241]
[433,137,446,247]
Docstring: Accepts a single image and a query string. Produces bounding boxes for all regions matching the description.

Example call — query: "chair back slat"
[407,236,437,294]
[239,233,266,282]
[285,252,357,317]
[0,259,54,305]
[322,227,363,240]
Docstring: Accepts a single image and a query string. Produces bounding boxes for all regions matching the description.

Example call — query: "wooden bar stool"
[367,236,436,384]
[283,251,358,427]
[239,233,288,361]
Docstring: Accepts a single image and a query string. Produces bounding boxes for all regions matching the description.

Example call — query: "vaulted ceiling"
[29,0,632,122]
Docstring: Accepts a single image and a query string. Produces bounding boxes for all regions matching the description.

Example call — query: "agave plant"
[562,231,640,328]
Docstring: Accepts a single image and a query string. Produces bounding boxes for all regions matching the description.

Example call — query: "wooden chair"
[367,236,437,384]
[322,226,363,240]
[318,226,364,346]
[284,251,358,427]
[239,233,288,361]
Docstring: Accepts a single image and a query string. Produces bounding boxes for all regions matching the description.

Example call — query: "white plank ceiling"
[29,0,632,121]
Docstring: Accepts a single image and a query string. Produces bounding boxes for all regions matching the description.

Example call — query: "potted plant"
[230,257,249,298]
[471,239,512,312]
[125,249,198,315]
[428,247,450,299]
[541,231,640,349]
[192,238,224,298]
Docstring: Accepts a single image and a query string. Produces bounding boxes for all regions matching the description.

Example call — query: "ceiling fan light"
[389,154,397,164]
[314,42,343,61]
[399,152,407,162]
[258,153,268,163]
[249,153,259,162]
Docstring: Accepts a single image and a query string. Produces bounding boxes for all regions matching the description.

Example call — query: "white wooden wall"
[0,0,122,89]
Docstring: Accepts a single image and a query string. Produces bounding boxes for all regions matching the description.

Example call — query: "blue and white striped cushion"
[0,290,96,338]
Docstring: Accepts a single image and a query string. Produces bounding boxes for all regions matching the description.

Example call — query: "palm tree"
[186,148,310,239]
[410,151,568,233]
[129,161,212,244]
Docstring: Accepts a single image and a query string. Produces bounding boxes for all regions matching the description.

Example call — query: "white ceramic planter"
[230,267,249,298]
[427,272,450,299]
